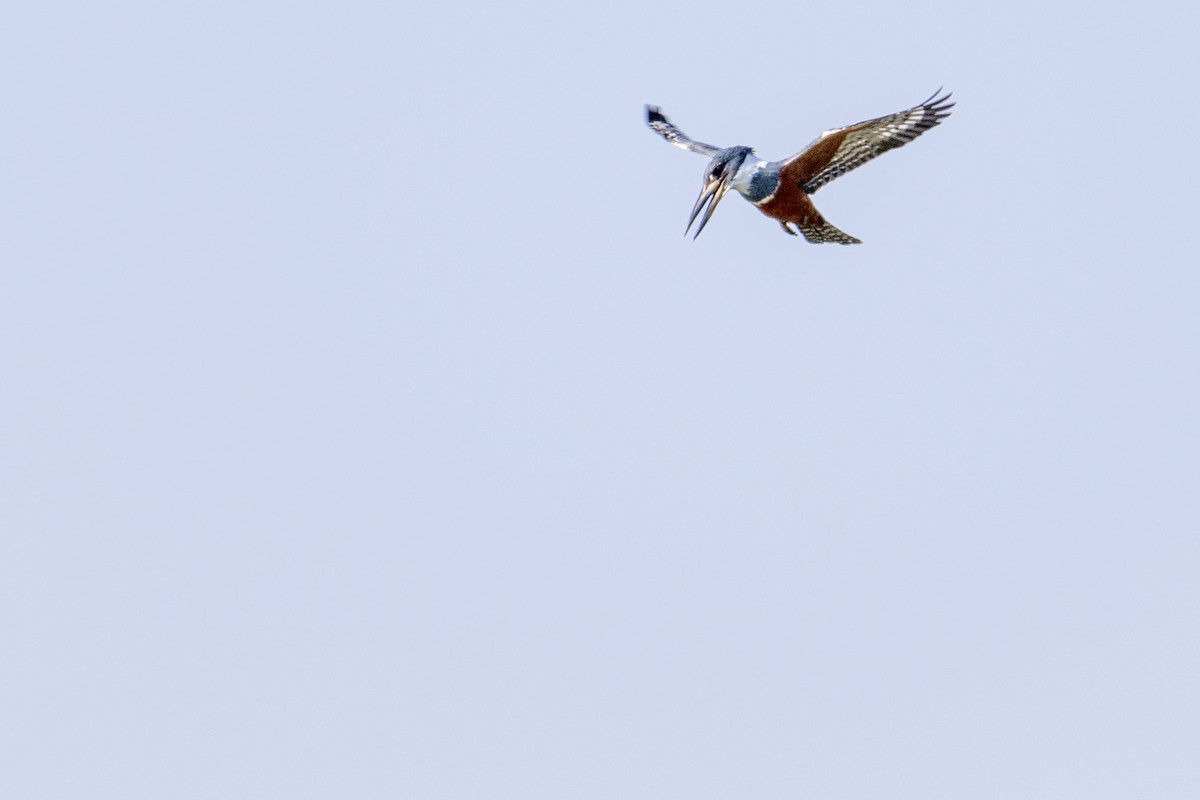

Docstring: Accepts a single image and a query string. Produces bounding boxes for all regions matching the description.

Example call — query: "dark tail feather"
[797,219,862,245]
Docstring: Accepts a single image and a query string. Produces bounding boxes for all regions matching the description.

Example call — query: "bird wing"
[781,90,954,194]
[645,106,721,157]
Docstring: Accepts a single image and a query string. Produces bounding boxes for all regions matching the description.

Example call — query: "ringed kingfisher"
[645,90,954,244]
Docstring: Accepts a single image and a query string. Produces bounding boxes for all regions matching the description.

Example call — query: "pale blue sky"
[3,1,1198,797]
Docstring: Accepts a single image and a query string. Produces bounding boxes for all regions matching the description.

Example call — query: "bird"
[645,90,954,244]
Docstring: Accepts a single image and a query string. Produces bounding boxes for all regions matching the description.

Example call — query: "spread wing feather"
[782,90,954,193]
[645,105,721,158]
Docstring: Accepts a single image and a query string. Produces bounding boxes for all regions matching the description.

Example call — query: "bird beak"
[685,172,730,239]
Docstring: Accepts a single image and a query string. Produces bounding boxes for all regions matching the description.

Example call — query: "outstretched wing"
[781,90,954,194]
[645,105,721,157]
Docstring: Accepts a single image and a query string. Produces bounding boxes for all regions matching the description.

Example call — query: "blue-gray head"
[687,146,753,239]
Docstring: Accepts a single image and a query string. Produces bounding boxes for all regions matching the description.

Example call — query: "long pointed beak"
[684,174,730,240]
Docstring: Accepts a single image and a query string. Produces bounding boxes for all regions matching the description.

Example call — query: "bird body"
[645,91,954,244]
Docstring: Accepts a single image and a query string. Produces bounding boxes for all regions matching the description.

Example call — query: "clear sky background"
[3,1,1198,797]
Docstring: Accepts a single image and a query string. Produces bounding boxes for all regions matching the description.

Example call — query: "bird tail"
[797,219,862,245]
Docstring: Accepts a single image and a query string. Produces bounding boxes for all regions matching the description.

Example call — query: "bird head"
[686,146,752,239]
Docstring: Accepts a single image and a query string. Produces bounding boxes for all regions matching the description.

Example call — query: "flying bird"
[645,91,954,244]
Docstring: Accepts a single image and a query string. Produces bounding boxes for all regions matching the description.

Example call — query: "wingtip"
[646,105,667,124]
[923,87,955,110]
